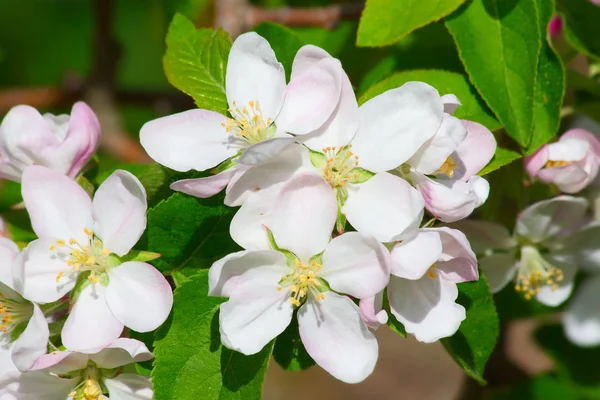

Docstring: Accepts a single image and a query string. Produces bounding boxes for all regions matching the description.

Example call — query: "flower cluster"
[0,103,173,399]
[141,33,496,382]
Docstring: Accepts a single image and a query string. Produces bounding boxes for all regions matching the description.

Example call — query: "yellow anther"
[545,160,573,169]
[84,227,93,236]
[434,156,457,178]
[88,275,98,284]
[69,238,77,245]
[102,248,110,255]
[277,287,282,292]
[56,272,65,282]
[56,239,66,246]
[290,298,301,306]
[49,245,56,251]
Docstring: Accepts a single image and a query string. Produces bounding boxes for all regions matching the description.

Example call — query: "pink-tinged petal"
[140,109,235,172]
[390,230,442,280]
[11,304,49,372]
[563,128,600,157]
[62,102,101,178]
[276,58,342,135]
[230,186,280,250]
[298,292,378,384]
[270,174,336,261]
[321,232,391,298]
[0,238,20,289]
[0,372,79,399]
[105,262,173,333]
[93,170,147,256]
[359,291,388,330]
[62,284,124,353]
[208,250,288,297]
[289,45,332,78]
[219,266,294,355]
[344,172,424,242]
[408,113,466,175]
[170,166,241,199]
[388,275,465,343]
[524,145,550,178]
[352,82,444,173]
[237,136,296,165]
[537,153,598,193]
[225,143,310,207]
[449,220,516,254]
[31,351,88,374]
[478,253,518,293]
[516,196,588,243]
[428,227,478,283]
[226,32,286,121]
[21,165,93,243]
[453,121,497,180]
[104,374,153,400]
[412,172,480,223]
[535,256,576,307]
[564,275,600,347]
[89,338,153,368]
[441,93,461,114]
[19,238,76,303]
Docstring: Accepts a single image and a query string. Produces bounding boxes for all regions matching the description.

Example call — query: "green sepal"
[98,273,110,287]
[77,175,95,198]
[309,149,326,169]
[336,211,347,235]
[421,218,437,228]
[382,289,407,337]
[70,272,92,307]
[209,157,238,175]
[348,167,375,184]
[121,250,162,263]
[265,225,297,266]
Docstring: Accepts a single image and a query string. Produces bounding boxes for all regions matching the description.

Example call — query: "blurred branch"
[214,0,365,38]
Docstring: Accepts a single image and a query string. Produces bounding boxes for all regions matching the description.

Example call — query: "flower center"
[0,290,31,335]
[222,100,274,145]
[426,263,438,279]
[434,156,457,178]
[515,246,564,300]
[544,160,573,169]
[278,259,325,306]
[322,145,360,188]
[50,228,111,285]
[68,364,107,400]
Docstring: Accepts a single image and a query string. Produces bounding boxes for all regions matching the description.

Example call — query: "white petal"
[93,170,147,256]
[516,196,588,243]
[208,250,288,297]
[105,262,173,332]
[139,109,235,172]
[224,143,310,207]
[226,32,286,121]
[535,256,576,307]
[104,374,153,400]
[388,275,465,342]
[449,219,515,254]
[552,224,600,271]
[470,175,490,207]
[390,230,442,280]
[11,304,49,372]
[30,351,88,374]
[0,372,79,400]
[453,121,497,180]
[170,166,240,199]
[89,338,153,369]
[343,172,424,242]
[21,165,93,243]
[351,82,444,173]
[0,238,20,289]
[219,266,294,355]
[478,254,518,293]
[321,232,391,298]
[358,291,388,330]
[547,138,589,162]
[62,283,124,353]
[237,137,296,165]
[564,276,600,347]
[19,238,75,303]
[276,58,342,135]
[270,174,336,261]
[408,113,467,174]
[441,94,461,114]
[298,293,378,384]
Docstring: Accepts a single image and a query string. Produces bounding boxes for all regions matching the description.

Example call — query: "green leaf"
[359,69,501,131]
[479,147,522,176]
[446,0,541,147]
[164,13,231,115]
[273,314,316,371]
[557,0,600,60]
[441,273,499,383]
[382,289,407,337]
[141,193,241,275]
[357,0,467,47]
[153,271,274,400]
[489,375,578,400]
[528,0,566,154]
[253,22,305,80]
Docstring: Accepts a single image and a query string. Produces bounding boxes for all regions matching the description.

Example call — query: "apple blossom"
[140,34,345,203]
[18,165,173,352]
[0,102,100,182]
[456,196,598,306]
[525,129,600,193]
[209,174,391,383]
[360,227,478,343]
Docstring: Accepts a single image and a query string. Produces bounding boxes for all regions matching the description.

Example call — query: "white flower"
[18,166,173,352]
[140,34,344,202]
[0,102,100,182]
[457,196,597,306]
[360,228,478,342]
[209,174,390,383]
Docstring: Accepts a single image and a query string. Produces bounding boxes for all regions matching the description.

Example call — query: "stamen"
[434,156,457,178]
[515,246,564,300]
[224,100,273,145]
[322,145,360,188]
[545,160,573,169]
